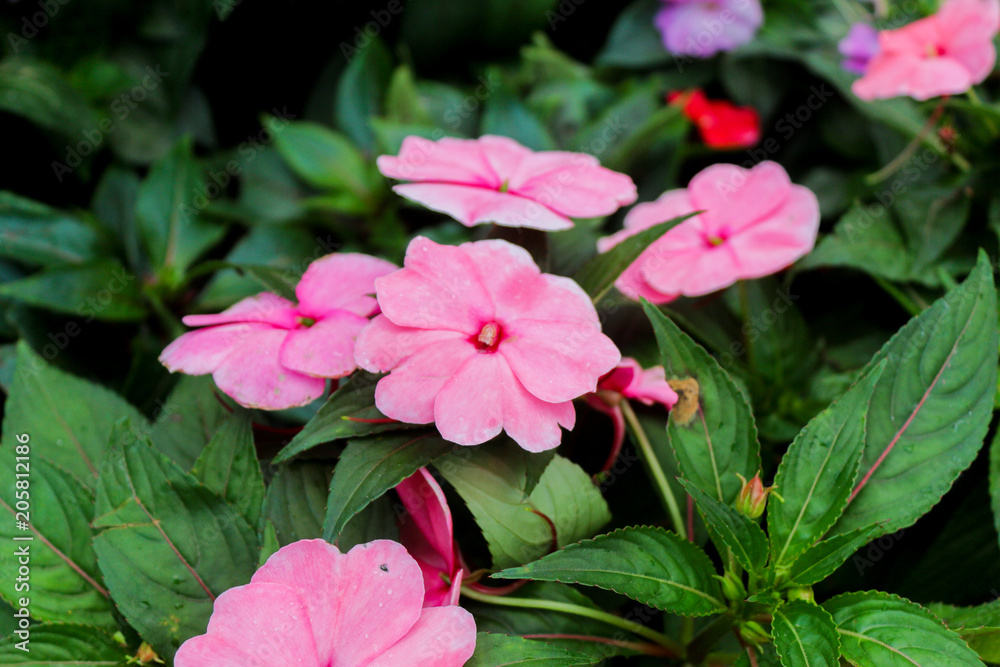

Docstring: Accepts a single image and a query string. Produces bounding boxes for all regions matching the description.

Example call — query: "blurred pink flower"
[397,468,466,608]
[655,0,763,58]
[175,539,476,667]
[587,359,678,471]
[376,135,637,231]
[160,253,396,410]
[839,23,880,74]
[853,0,1000,101]
[354,236,621,451]
[598,161,819,304]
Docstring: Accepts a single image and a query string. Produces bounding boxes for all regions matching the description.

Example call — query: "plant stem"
[460,586,685,656]
[872,276,922,316]
[686,614,736,664]
[521,634,675,658]
[865,100,968,185]
[620,400,687,540]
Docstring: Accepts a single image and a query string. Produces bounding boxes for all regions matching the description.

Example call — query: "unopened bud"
[715,571,747,603]
[787,586,814,604]
[136,642,164,664]
[734,472,774,520]
[738,620,771,646]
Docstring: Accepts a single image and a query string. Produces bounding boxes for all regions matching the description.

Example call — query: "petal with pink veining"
[173,583,322,667]
[377,135,501,187]
[393,183,574,231]
[433,354,505,446]
[159,323,266,376]
[295,253,398,319]
[252,539,424,665]
[508,151,638,218]
[355,315,467,373]
[498,361,576,453]
[367,606,477,667]
[374,338,476,425]
[397,468,455,576]
[501,274,602,328]
[182,293,299,328]
[280,311,369,378]
[212,328,325,409]
[689,161,791,235]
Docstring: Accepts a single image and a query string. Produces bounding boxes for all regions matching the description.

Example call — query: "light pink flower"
[160,253,397,410]
[354,236,621,452]
[853,0,1000,101]
[597,161,820,304]
[376,135,637,231]
[397,468,466,608]
[587,359,678,471]
[655,0,764,58]
[175,539,476,667]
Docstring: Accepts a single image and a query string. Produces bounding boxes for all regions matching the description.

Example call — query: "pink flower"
[160,253,397,410]
[597,161,820,304]
[655,0,763,58]
[587,359,678,471]
[376,135,637,231]
[397,468,466,608]
[354,236,621,452]
[853,0,1000,101]
[175,539,476,666]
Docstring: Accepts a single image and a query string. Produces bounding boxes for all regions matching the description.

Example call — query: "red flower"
[668,89,761,149]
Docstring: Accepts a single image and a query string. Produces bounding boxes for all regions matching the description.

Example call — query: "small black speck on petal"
[380,563,389,572]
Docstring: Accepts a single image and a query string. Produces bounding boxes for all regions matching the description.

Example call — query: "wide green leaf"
[0,260,146,322]
[191,410,265,527]
[595,0,672,68]
[768,361,884,566]
[149,375,229,471]
[495,526,725,616]
[437,447,610,570]
[0,458,113,627]
[0,192,106,267]
[92,429,258,661]
[263,462,331,546]
[273,121,375,203]
[273,373,408,463]
[574,214,696,302]
[931,601,1000,663]
[322,431,457,542]
[991,427,1000,552]
[833,252,998,536]
[335,38,393,152]
[466,633,595,667]
[0,58,98,144]
[136,137,226,279]
[0,623,128,664]
[824,592,985,666]
[1,341,149,486]
[681,479,768,575]
[783,525,880,588]
[772,601,841,667]
[642,302,760,504]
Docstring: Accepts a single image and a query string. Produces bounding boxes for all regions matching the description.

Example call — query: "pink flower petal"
[374,338,476,424]
[507,151,638,218]
[434,354,505,446]
[182,293,299,328]
[376,236,494,334]
[625,363,679,409]
[614,262,680,304]
[252,539,424,665]
[355,315,467,373]
[377,135,502,188]
[397,469,456,577]
[501,274,603,328]
[160,323,269,376]
[498,361,576,453]
[296,253,397,319]
[393,183,575,231]
[174,583,322,667]
[689,161,791,235]
[212,328,326,409]
[722,186,820,278]
[280,311,369,378]
[502,320,621,403]
[366,606,477,667]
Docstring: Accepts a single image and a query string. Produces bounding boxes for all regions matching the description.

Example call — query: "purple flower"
[655,0,764,58]
[838,23,880,74]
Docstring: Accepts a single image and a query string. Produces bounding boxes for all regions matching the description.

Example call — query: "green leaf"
[92,430,258,661]
[259,519,280,567]
[834,252,998,536]
[680,479,768,575]
[322,432,457,542]
[384,65,433,126]
[467,633,596,667]
[149,375,229,471]
[335,38,393,152]
[337,494,400,552]
[768,361,885,566]
[273,373,409,463]
[642,302,761,504]
[191,410,265,528]
[595,0,672,68]
[772,601,841,667]
[0,192,105,267]
[824,591,986,667]
[0,58,99,144]
[783,525,880,587]
[1,341,149,486]
[0,623,129,664]
[931,601,1000,663]
[735,645,781,666]
[575,214,696,303]
[436,447,610,570]
[263,462,331,546]
[136,137,226,278]
[495,526,725,616]
[91,167,144,273]
[481,88,556,151]
[991,427,1000,553]
[273,121,374,200]
[0,458,113,627]
[0,260,146,322]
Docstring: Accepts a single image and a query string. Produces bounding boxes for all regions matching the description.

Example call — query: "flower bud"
[715,571,747,603]
[734,472,774,520]
[738,620,771,646]
[136,642,164,664]
[786,586,815,604]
